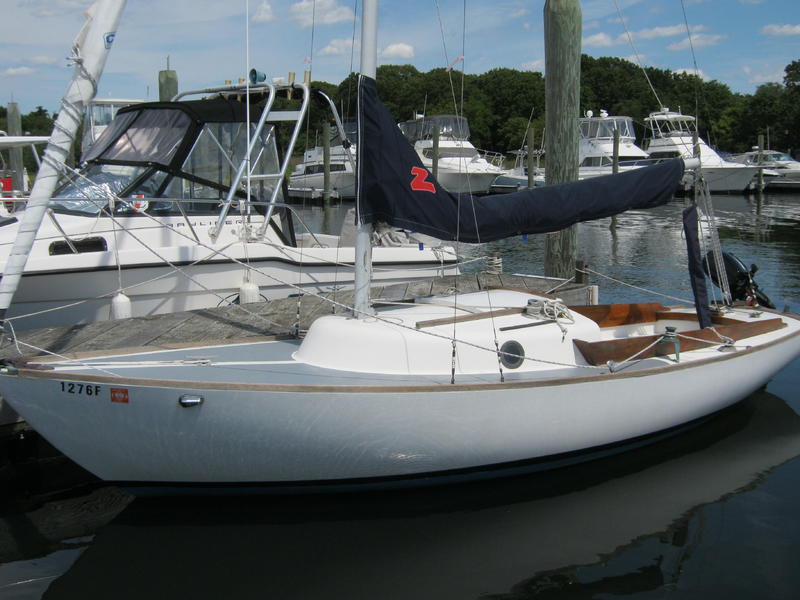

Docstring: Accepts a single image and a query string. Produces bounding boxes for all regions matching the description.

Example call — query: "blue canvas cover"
[356,75,685,243]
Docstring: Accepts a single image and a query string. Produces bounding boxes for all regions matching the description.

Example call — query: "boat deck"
[0,273,596,365]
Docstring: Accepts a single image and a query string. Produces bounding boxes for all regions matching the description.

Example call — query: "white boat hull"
[5,246,455,330]
[288,171,356,199]
[4,314,798,485]
[692,166,761,193]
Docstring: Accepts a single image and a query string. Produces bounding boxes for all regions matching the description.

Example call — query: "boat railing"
[478,149,506,168]
[175,81,312,243]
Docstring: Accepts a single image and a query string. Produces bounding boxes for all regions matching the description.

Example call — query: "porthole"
[499,340,525,369]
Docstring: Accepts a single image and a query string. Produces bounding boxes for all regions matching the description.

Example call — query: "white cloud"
[585,24,705,48]
[674,68,708,80]
[522,59,545,71]
[252,1,276,24]
[583,32,616,47]
[319,38,354,56]
[22,0,91,18]
[380,43,414,59]
[290,0,354,28]
[2,66,37,76]
[761,24,800,36]
[742,64,784,84]
[633,24,705,40]
[668,33,725,50]
[510,8,529,18]
[28,56,58,65]
[740,0,765,4]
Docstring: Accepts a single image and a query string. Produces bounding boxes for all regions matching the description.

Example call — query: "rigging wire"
[613,0,662,109]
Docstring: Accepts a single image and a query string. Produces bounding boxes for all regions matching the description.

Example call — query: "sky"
[1,0,799,115]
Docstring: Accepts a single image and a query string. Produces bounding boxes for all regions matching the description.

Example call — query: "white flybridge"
[0,0,798,492]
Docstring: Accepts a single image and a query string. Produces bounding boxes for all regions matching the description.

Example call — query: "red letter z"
[410,166,436,193]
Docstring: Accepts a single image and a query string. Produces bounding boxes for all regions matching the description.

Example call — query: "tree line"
[3,55,798,173]
[323,56,800,158]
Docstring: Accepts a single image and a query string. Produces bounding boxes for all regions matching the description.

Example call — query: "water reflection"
[18,386,800,600]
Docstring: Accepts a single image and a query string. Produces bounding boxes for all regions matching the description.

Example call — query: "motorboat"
[398,114,503,194]
[2,74,798,491]
[494,111,654,191]
[644,108,760,193]
[289,121,357,200]
[0,90,457,331]
[491,148,545,191]
[577,110,654,178]
[0,131,49,210]
[729,148,800,191]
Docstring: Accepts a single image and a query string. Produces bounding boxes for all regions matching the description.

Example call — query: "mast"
[353,0,378,318]
[0,0,127,323]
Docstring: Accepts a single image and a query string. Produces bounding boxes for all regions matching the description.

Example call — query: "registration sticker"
[110,388,129,404]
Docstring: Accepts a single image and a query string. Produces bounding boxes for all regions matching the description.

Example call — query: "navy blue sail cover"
[356,75,685,243]
[682,204,713,329]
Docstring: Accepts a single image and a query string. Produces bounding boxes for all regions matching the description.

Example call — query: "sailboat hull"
[3,324,798,487]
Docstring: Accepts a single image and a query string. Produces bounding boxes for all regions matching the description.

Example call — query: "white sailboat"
[0,0,798,491]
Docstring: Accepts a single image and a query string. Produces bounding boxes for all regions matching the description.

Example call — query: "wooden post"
[432,124,440,180]
[159,57,178,101]
[543,0,581,279]
[526,126,536,188]
[757,133,765,192]
[323,120,331,208]
[7,102,24,193]
[610,128,620,231]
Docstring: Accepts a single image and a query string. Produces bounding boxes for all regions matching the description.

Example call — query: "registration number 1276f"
[59,381,102,396]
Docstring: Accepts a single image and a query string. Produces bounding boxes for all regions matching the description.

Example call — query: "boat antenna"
[613,0,662,109]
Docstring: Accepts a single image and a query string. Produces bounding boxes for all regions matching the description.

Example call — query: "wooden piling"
[543,0,581,279]
[7,102,23,193]
[158,58,178,101]
[526,126,536,189]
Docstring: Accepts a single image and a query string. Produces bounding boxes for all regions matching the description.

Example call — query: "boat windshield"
[399,115,470,142]
[53,105,284,217]
[579,117,635,139]
[421,146,479,159]
[763,151,795,163]
[82,108,191,165]
[331,121,357,146]
[649,115,696,137]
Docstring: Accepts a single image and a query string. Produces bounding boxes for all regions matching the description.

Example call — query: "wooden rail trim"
[415,307,523,329]
[574,317,787,366]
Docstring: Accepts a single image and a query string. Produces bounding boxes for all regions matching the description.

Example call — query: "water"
[2,192,800,599]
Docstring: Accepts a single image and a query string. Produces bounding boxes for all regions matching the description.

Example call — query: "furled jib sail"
[356,75,685,243]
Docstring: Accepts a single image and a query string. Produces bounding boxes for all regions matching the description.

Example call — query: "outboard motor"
[703,251,775,309]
